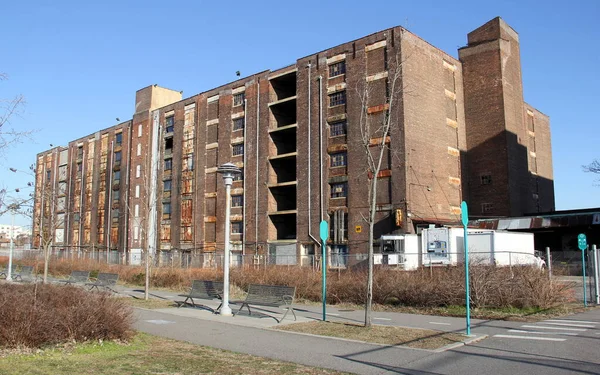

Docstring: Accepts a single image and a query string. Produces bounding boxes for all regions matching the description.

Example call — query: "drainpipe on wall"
[243,97,247,258]
[307,63,320,247]
[255,79,260,255]
[318,75,324,222]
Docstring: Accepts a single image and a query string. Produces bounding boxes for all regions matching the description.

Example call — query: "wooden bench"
[14,266,35,282]
[86,272,119,292]
[58,270,90,285]
[0,264,17,279]
[236,284,297,323]
[177,280,224,312]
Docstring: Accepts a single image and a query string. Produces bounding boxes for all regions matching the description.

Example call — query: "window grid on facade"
[114,151,121,162]
[329,91,346,107]
[231,195,243,207]
[231,221,243,234]
[137,143,141,156]
[330,121,347,137]
[480,174,492,185]
[137,124,142,137]
[330,152,347,167]
[165,116,175,133]
[232,143,244,156]
[481,203,494,213]
[329,61,346,77]
[115,132,123,145]
[331,182,348,198]
[233,168,244,181]
[233,92,245,107]
[165,158,172,171]
[136,165,141,178]
[162,203,171,219]
[164,179,172,192]
[233,117,244,131]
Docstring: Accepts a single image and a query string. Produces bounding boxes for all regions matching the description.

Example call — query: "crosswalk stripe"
[542,322,595,328]
[508,329,577,336]
[429,322,452,326]
[494,334,566,342]
[546,319,597,325]
[521,325,586,332]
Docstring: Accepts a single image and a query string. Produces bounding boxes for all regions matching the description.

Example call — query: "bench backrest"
[70,270,90,282]
[97,273,119,285]
[245,284,296,307]
[189,280,223,298]
[18,266,33,276]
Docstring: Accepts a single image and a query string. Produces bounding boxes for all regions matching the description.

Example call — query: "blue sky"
[1,0,598,227]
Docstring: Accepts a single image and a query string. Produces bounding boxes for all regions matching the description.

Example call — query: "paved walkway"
[116,285,491,374]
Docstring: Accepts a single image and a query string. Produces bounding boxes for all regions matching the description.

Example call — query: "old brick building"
[33,17,554,263]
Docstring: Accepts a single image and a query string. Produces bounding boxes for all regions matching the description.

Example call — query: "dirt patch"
[276,321,466,350]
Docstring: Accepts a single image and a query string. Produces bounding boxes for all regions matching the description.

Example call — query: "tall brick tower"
[459,17,554,218]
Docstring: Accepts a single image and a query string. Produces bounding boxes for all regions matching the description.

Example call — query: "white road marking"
[494,334,566,342]
[145,319,176,325]
[521,325,587,332]
[509,329,577,336]
[429,322,452,326]
[546,319,597,324]
[542,322,595,328]
[373,317,391,321]
[326,313,340,316]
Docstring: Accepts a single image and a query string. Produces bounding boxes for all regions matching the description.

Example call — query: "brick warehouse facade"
[33,17,554,263]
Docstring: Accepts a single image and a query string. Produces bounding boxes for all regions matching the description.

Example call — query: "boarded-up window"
[366,46,386,75]
[58,182,67,196]
[181,226,193,242]
[110,227,118,245]
[205,222,216,242]
[527,114,535,132]
[368,80,387,108]
[445,96,457,121]
[182,177,193,195]
[528,136,536,153]
[205,197,216,216]
[58,165,68,181]
[84,211,92,227]
[206,149,218,168]
[376,176,391,205]
[161,224,171,242]
[207,125,218,144]
[205,172,217,193]
[83,229,91,244]
[181,199,193,225]
[444,68,455,92]
[72,229,79,246]
[208,100,219,120]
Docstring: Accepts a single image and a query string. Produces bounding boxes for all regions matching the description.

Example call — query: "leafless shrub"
[0,283,133,348]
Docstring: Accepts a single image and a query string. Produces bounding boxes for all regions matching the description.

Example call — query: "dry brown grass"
[276,321,466,349]
[8,258,574,310]
[0,283,133,348]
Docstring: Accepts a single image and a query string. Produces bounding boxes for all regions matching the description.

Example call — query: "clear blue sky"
[1,0,599,227]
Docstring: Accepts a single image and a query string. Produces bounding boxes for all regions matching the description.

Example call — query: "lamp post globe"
[216,163,241,316]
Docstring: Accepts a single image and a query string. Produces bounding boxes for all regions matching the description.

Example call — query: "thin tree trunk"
[43,245,50,284]
[365,174,379,327]
[144,252,150,300]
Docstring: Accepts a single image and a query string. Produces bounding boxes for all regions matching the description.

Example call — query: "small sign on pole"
[320,220,329,321]
[578,233,587,307]
[461,201,471,336]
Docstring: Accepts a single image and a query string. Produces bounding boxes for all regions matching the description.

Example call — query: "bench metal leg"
[236,302,252,317]
[280,304,296,322]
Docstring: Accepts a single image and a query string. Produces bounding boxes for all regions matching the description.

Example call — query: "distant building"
[33,17,554,264]
[0,224,30,240]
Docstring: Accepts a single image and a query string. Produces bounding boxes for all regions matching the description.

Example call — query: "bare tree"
[583,160,600,177]
[35,179,65,283]
[1,73,35,214]
[355,49,405,327]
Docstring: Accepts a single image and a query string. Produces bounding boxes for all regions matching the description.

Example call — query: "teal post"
[461,201,471,336]
[578,234,588,307]
[320,221,329,321]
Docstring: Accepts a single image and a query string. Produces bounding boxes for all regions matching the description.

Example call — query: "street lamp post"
[217,162,241,316]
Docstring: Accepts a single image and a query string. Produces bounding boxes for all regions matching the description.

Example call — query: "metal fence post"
[546,247,552,278]
[593,244,599,305]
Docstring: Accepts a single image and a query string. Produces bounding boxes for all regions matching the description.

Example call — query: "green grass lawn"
[0,333,347,375]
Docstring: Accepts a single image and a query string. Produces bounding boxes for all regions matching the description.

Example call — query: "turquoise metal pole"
[322,240,326,321]
[583,247,587,307]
